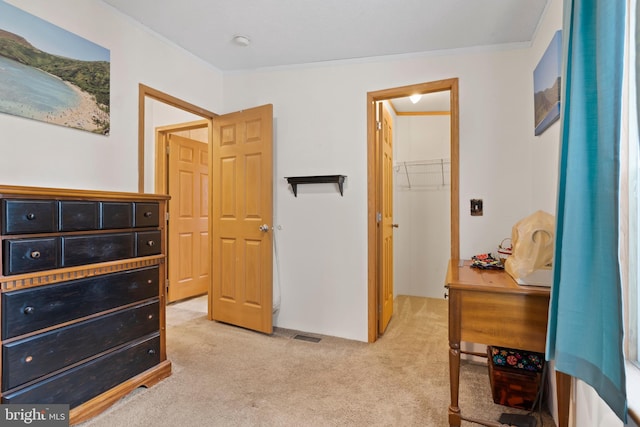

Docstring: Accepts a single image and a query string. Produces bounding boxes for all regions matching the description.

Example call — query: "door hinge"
[165,211,170,222]
[166,145,170,154]
[376,121,382,130]
[376,212,382,223]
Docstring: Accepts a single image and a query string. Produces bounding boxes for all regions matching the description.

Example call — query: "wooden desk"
[445,259,569,427]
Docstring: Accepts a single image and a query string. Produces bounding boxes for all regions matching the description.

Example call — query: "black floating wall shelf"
[285,175,347,197]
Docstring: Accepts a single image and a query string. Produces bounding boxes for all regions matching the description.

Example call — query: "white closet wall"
[393,113,451,299]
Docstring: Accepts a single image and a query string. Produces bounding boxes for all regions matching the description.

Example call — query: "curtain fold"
[546,0,628,422]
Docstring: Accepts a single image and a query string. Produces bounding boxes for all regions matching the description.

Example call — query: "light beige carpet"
[79,295,555,427]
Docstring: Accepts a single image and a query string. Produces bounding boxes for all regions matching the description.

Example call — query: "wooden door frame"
[137,84,217,193]
[154,121,209,303]
[153,120,210,195]
[138,84,217,313]
[367,78,460,342]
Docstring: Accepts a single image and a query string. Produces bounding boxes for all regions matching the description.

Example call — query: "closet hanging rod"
[393,158,450,167]
[394,158,450,189]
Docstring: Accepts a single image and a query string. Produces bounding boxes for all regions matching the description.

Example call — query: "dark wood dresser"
[0,185,171,424]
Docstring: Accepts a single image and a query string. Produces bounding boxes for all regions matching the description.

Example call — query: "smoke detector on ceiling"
[232,35,251,47]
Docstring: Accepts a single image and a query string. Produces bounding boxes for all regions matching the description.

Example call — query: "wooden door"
[210,104,273,334]
[379,102,394,333]
[167,134,209,302]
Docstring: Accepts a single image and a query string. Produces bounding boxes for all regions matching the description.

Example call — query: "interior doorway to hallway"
[137,85,217,309]
[156,122,209,303]
[367,78,460,343]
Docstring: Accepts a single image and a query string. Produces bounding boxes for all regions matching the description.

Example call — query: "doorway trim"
[153,119,209,195]
[137,84,218,316]
[367,78,460,342]
[137,84,217,193]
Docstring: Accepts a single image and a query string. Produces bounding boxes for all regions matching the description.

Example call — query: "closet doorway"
[367,79,460,343]
[392,92,451,300]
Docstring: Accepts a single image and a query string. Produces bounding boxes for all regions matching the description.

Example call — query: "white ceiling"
[101,0,549,111]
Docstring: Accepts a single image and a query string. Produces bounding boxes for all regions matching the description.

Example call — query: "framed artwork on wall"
[533,30,562,136]
[0,2,110,135]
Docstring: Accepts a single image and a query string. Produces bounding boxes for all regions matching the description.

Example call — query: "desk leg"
[449,343,462,426]
[556,371,571,427]
[448,292,462,427]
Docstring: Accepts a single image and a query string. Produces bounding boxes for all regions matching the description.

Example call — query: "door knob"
[259,224,270,232]
[392,224,399,228]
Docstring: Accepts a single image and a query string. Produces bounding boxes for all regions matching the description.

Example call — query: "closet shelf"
[285,175,347,197]
[394,158,450,190]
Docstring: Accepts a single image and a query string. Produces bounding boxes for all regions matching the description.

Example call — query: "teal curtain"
[546,0,627,422]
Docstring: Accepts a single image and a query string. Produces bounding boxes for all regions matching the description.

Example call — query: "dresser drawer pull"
[23,306,35,315]
[146,240,155,247]
[26,213,36,220]
[25,356,33,363]
[147,349,156,355]
[144,211,153,218]
[30,251,41,259]
[148,314,154,320]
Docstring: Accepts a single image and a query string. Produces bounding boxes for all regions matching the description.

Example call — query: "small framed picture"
[533,30,562,136]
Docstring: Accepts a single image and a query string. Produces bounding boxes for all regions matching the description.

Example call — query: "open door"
[378,102,394,334]
[210,104,273,334]
[167,133,209,302]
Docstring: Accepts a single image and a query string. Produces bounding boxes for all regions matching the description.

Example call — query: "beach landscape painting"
[533,30,562,136]
[0,2,109,135]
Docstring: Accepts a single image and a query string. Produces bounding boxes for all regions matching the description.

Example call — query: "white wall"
[0,0,224,193]
[0,0,549,345]
[528,1,562,215]
[2,0,636,425]
[223,43,539,341]
[0,0,565,342]
[394,113,451,299]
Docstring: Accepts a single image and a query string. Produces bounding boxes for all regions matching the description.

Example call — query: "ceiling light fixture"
[409,94,422,104]
[232,35,251,47]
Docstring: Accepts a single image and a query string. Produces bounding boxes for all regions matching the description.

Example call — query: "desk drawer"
[2,300,159,391]
[61,233,134,267]
[1,333,161,408]
[2,237,60,275]
[1,200,57,235]
[2,266,160,340]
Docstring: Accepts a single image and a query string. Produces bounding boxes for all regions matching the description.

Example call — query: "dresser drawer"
[2,266,160,339]
[1,200,57,235]
[100,202,133,229]
[58,201,99,231]
[2,333,161,408]
[61,232,134,267]
[2,300,159,391]
[134,202,160,228]
[2,237,60,275]
[136,231,162,257]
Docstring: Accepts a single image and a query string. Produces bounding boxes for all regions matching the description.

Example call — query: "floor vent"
[293,334,321,343]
